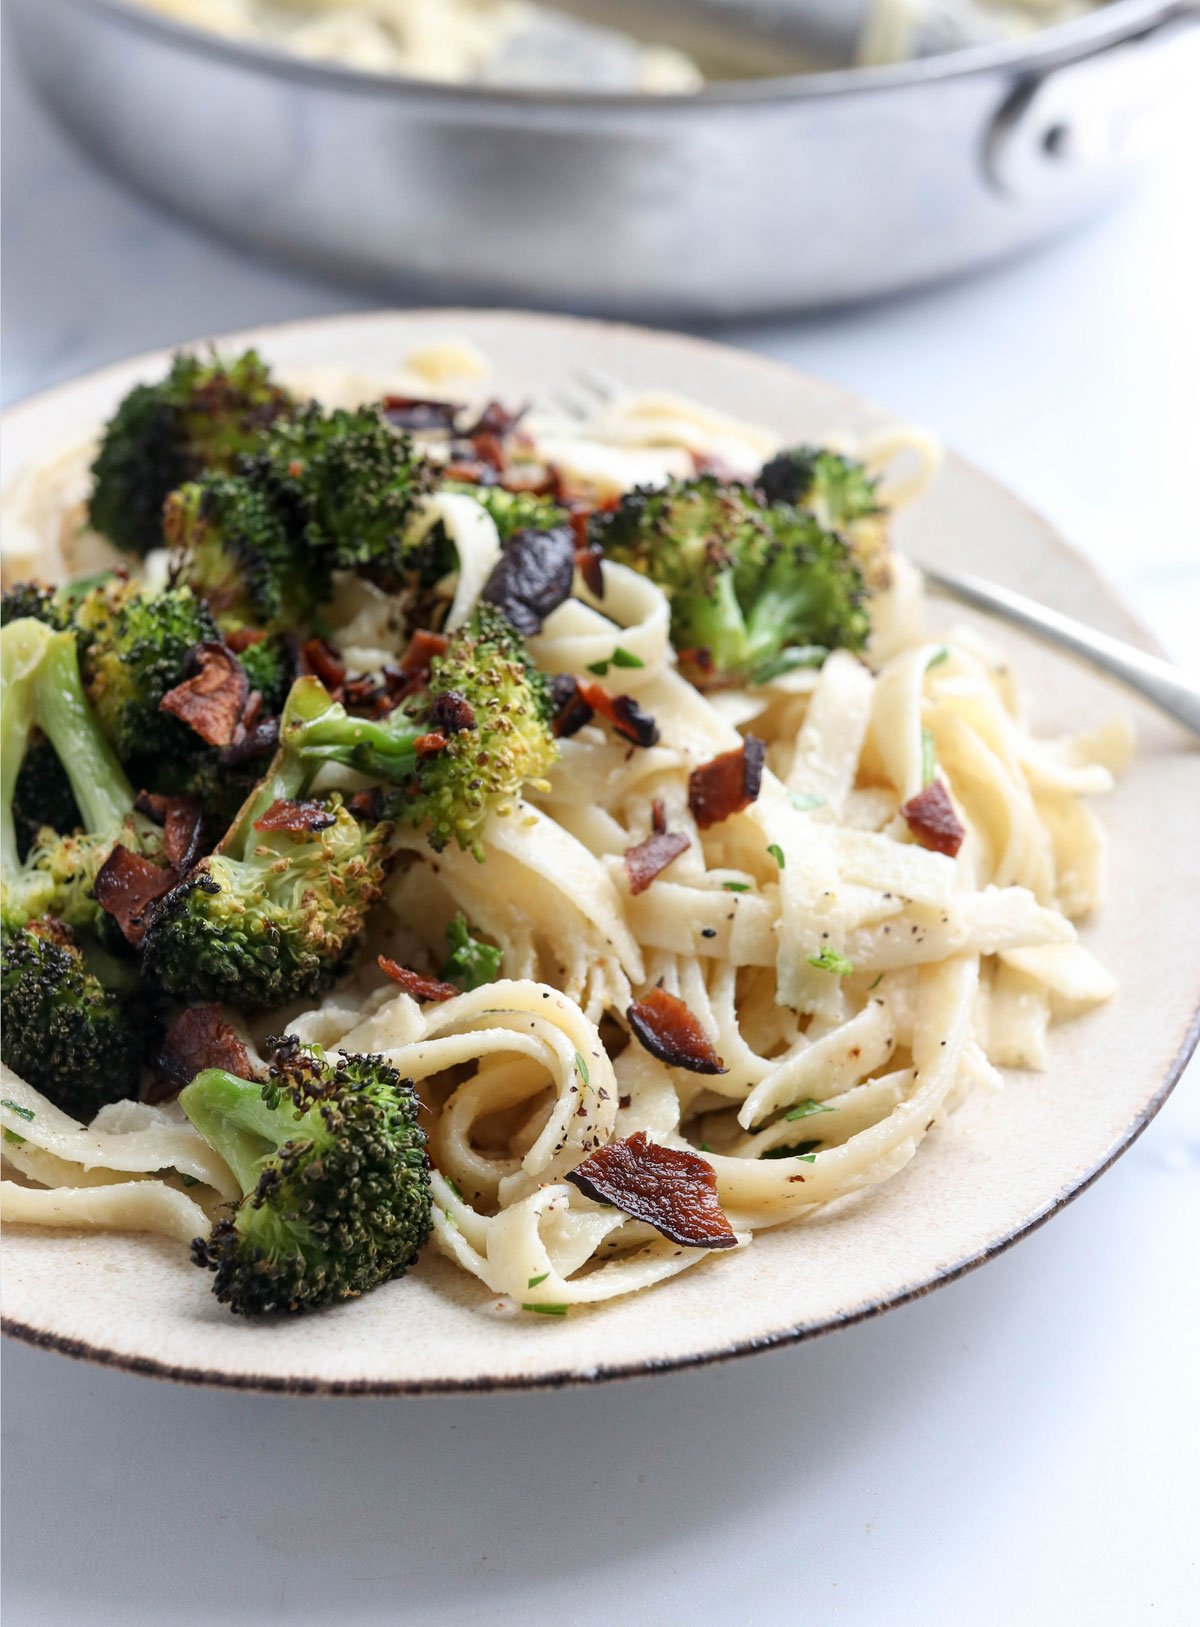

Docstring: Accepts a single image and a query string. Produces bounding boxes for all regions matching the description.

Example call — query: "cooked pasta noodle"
[0,354,1129,1316]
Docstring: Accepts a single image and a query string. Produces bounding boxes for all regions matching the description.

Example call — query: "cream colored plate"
[2,310,1196,1394]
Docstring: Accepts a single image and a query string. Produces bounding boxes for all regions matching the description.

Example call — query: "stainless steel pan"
[9,0,1197,318]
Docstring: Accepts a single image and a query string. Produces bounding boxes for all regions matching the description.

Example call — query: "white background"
[2,18,1198,1625]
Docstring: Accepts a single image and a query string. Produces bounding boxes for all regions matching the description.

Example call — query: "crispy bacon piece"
[223,627,267,655]
[160,643,249,748]
[550,674,594,739]
[299,637,347,691]
[502,463,567,502]
[687,737,765,829]
[412,731,448,756]
[164,798,204,872]
[574,542,605,599]
[482,525,577,636]
[428,690,476,736]
[133,792,204,871]
[900,780,966,857]
[93,846,176,946]
[252,798,337,834]
[576,679,660,748]
[624,830,691,896]
[464,400,526,442]
[627,987,727,1075]
[566,1131,737,1250]
[471,431,506,473]
[398,628,448,676]
[378,955,459,1004]
[150,1005,252,1101]
[650,798,667,835]
[382,394,464,433]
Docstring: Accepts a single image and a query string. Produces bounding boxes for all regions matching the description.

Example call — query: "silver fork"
[549,370,1200,741]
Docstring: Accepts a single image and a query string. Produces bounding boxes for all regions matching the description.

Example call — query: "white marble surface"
[2,17,1198,1627]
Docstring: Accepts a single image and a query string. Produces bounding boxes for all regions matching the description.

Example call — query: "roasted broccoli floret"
[444,481,568,542]
[1,621,163,1111]
[234,636,292,713]
[757,447,889,586]
[180,1040,431,1315]
[593,476,870,687]
[284,604,558,856]
[7,577,286,819]
[164,466,325,638]
[1,920,149,1117]
[140,679,393,1009]
[88,350,295,557]
[256,404,436,590]
[71,577,219,766]
[1,581,71,630]
[1,617,162,934]
[10,737,81,860]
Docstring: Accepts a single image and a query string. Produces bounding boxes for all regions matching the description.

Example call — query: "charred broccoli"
[256,404,435,589]
[592,475,870,687]
[1,617,163,934]
[166,403,436,634]
[1,581,71,630]
[1,620,163,1112]
[1,920,149,1118]
[757,447,889,586]
[445,481,568,542]
[3,577,287,816]
[88,350,295,558]
[180,1040,430,1315]
[164,467,325,638]
[283,604,558,856]
[140,683,393,1009]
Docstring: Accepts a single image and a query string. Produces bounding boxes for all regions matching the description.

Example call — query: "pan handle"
[986,2,1200,199]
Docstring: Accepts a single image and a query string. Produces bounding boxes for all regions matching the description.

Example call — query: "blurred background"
[2,4,1198,1624]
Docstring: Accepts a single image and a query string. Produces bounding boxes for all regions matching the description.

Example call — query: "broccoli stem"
[179,1068,292,1194]
[0,621,41,876]
[680,570,749,672]
[31,628,134,835]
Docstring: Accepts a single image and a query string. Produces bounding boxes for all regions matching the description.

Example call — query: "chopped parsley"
[722,881,751,893]
[763,1139,820,1162]
[808,946,854,976]
[523,1302,569,1316]
[587,646,644,677]
[784,1099,835,1122]
[527,1272,550,1289]
[921,726,937,787]
[1,1099,35,1123]
[441,912,503,992]
[767,844,786,869]
[4,1129,26,1147]
[926,647,950,669]
[867,973,885,991]
[179,1174,200,1188]
[574,1051,591,1087]
[789,792,825,812]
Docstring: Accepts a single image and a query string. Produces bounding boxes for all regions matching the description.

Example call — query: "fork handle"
[922,566,1200,742]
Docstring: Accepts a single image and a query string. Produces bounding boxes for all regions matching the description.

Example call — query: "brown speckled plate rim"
[2,308,1197,1397]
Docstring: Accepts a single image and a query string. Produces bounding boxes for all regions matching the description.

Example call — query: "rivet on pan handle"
[986,3,1200,200]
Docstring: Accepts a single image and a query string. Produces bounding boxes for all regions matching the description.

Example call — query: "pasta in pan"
[0,356,1129,1316]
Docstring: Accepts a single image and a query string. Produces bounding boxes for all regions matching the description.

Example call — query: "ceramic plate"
[2,310,1196,1393]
